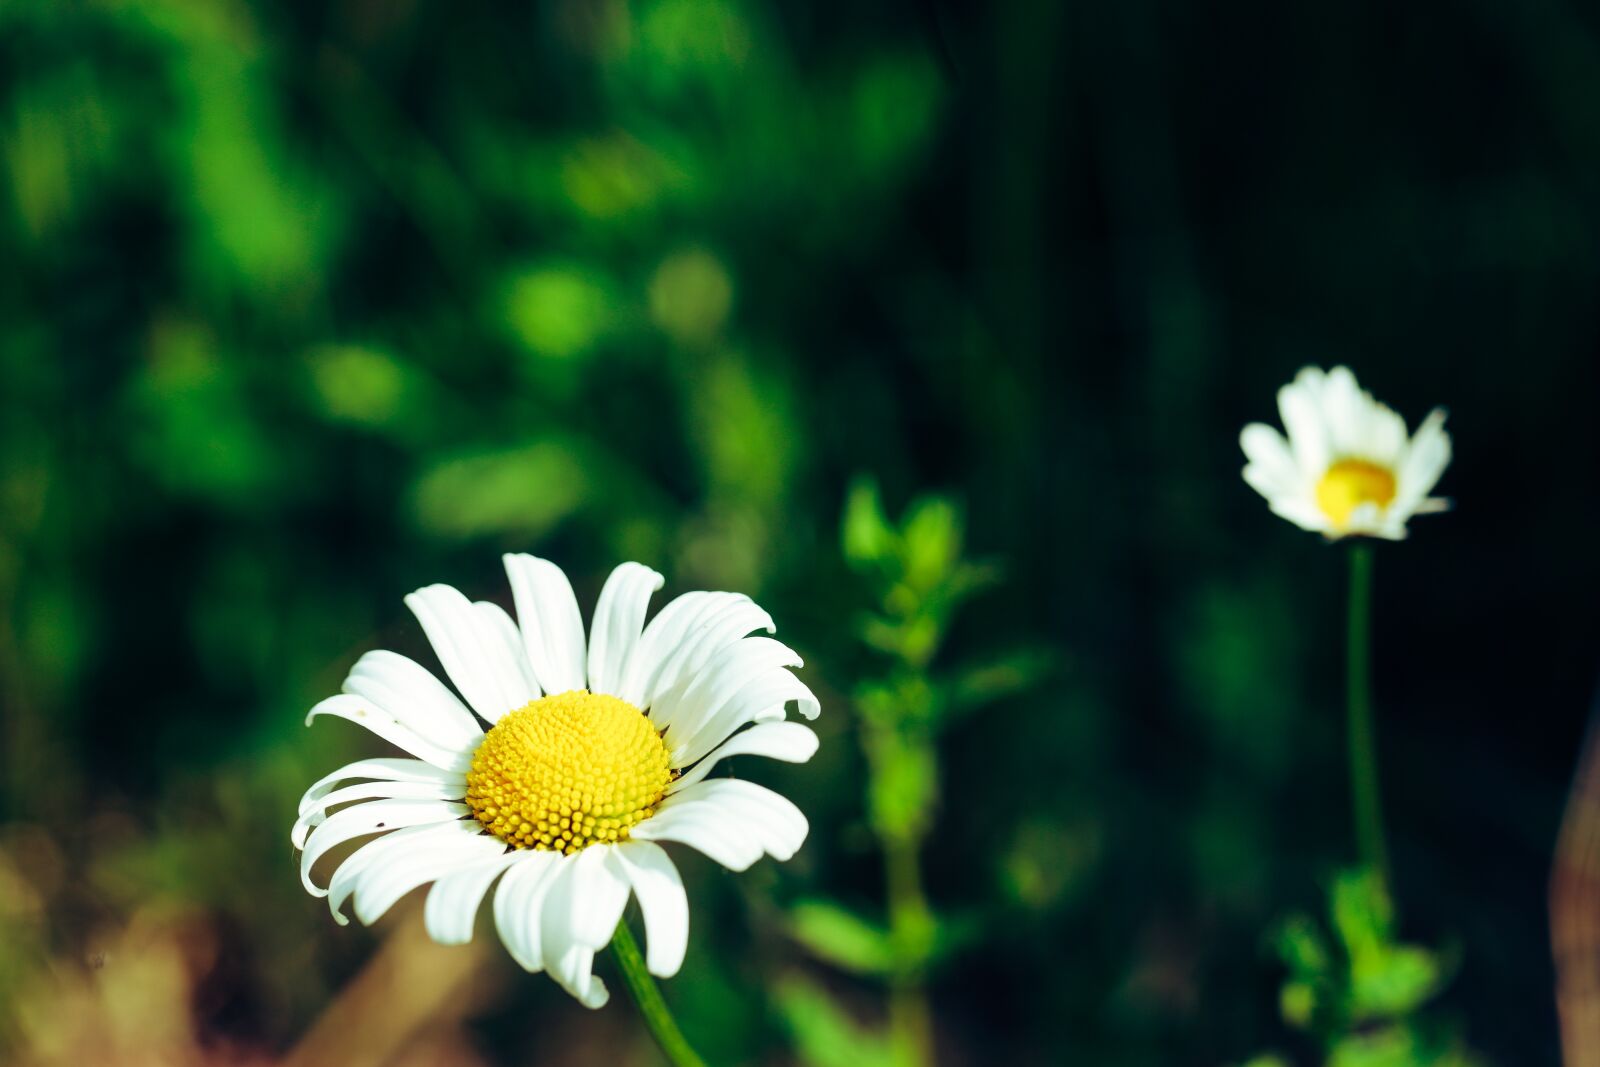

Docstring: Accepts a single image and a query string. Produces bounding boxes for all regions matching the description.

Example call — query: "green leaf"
[1274,914,1332,979]
[1279,979,1317,1029]
[842,477,896,569]
[501,262,616,361]
[899,495,961,594]
[773,974,896,1067]
[1351,945,1442,1020]
[936,647,1053,720]
[787,900,895,975]
[408,441,588,539]
[1328,1025,1417,1067]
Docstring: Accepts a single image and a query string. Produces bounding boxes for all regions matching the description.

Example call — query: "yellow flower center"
[465,690,672,853]
[1315,458,1397,529]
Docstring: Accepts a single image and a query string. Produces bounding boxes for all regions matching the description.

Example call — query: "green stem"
[885,834,934,1067]
[611,922,707,1067]
[1346,542,1389,885]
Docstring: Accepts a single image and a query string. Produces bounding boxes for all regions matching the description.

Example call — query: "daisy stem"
[1346,542,1389,886]
[611,922,707,1067]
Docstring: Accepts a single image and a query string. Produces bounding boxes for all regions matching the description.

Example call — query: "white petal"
[405,585,539,723]
[546,845,630,954]
[425,848,522,945]
[613,842,689,978]
[299,799,469,898]
[540,848,627,1008]
[616,592,711,706]
[1394,408,1452,513]
[292,778,466,849]
[1243,463,1290,504]
[298,758,463,817]
[1365,403,1408,466]
[633,804,762,871]
[628,594,776,722]
[492,849,564,971]
[340,822,502,926]
[1239,423,1301,498]
[319,822,450,925]
[587,563,665,697]
[668,721,819,794]
[635,779,808,870]
[504,554,587,696]
[343,650,484,750]
[657,636,803,749]
[1322,365,1366,455]
[669,668,819,768]
[306,695,473,771]
[1267,494,1332,535]
[1278,368,1331,478]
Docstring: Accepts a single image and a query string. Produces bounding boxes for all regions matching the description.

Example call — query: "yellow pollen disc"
[465,690,672,854]
[1315,458,1397,529]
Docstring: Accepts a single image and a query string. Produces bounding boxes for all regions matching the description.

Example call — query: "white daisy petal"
[1268,495,1332,535]
[546,845,631,953]
[1278,368,1331,478]
[425,848,522,945]
[293,778,466,849]
[636,779,808,870]
[635,596,777,725]
[306,695,473,771]
[538,849,625,1009]
[405,585,538,723]
[298,758,463,817]
[632,805,762,871]
[668,721,820,794]
[321,822,451,925]
[300,799,469,898]
[656,636,803,749]
[340,821,502,926]
[550,944,609,1009]
[612,841,689,978]
[1239,423,1299,497]
[342,650,484,750]
[1394,407,1452,511]
[504,554,587,696]
[616,591,712,706]
[477,601,544,719]
[492,849,565,971]
[1367,403,1408,466]
[587,563,665,697]
[1323,365,1367,455]
[670,668,820,767]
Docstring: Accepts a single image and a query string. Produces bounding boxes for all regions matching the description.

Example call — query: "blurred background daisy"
[1,1,1596,1065]
[1240,365,1452,541]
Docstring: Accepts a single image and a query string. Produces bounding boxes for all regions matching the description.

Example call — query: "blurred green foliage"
[1,0,1598,1064]
[1255,867,1478,1067]
[780,482,1039,1067]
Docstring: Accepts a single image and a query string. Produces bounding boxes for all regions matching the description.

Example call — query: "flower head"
[292,557,820,1007]
[1240,366,1452,540]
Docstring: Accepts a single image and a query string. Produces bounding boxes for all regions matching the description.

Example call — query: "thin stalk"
[611,922,707,1067]
[1346,542,1389,885]
[885,833,935,1067]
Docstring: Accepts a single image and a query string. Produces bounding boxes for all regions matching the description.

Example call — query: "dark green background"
[2,0,1597,1063]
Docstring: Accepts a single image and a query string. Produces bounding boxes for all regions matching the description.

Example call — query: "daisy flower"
[1240,365,1452,540]
[292,556,820,1008]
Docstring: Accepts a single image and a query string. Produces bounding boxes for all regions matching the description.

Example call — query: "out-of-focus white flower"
[1240,366,1452,540]
[292,557,819,1008]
